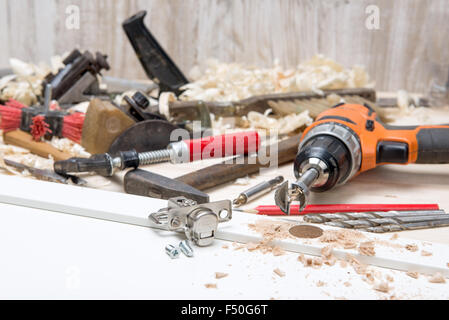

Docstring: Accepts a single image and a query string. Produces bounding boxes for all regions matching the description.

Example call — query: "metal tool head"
[108,120,179,155]
[274,180,307,215]
[124,169,210,204]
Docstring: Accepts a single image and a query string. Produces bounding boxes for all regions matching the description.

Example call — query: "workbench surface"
[1,106,449,300]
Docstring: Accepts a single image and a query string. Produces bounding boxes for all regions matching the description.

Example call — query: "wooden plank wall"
[0,0,448,92]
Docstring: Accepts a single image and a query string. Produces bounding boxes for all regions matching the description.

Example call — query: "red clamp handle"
[186,131,260,162]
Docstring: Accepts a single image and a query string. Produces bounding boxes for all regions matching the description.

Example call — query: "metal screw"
[179,240,194,257]
[165,244,180,259]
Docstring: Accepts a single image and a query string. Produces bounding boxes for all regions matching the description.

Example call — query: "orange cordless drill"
[275,103,449,214]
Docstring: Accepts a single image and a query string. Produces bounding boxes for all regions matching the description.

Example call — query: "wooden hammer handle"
[176,135,300,191]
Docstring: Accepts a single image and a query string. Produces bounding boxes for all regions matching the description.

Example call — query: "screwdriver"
[54,131,260,177]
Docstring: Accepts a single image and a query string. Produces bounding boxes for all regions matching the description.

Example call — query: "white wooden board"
[0,174,447,278]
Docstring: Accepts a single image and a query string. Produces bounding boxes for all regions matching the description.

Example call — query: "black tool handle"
[415,127,449,164]
[122,11,189,95]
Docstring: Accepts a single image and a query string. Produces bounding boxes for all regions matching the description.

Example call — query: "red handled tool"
[54,131,260,176]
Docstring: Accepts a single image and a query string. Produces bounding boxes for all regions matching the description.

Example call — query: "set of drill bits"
[303,209,449,233]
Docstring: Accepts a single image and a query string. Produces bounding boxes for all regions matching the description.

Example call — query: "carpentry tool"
[145,88,377,122]
[81,98,136,154]
[0,97,85,143]
[232,176,284,207]
[124,169,209,204]
[322,213,449,233]
[3,130,75,161]
[233,203,440,215]
[2,158,86,185]
[42,49,110,104]
[54,131,260,176]
[303,210,446,223]
[275,103,449,214]
[123,11,189,95]
[149,197,232,246]
[176,134,300,190]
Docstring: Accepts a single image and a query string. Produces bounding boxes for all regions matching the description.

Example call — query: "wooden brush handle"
[3,130,73,161]
[176,135,300,191]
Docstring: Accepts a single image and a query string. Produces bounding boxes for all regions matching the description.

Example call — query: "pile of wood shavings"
[180,55,372,102]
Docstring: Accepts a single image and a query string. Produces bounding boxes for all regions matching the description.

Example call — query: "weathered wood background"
[0,0,448,92]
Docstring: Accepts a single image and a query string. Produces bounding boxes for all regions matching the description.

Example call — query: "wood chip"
[221,244,229,249]
[316,280,326,287]
[406,271,419,279]
[405,244,418,252]
[205,283,217,289]
[321,245,333,258]
[272,246,285,256]
[358,241,376,256]
[390,233,399,240]
[343,281,351,287]
[421,250,433,256]
[374,281,391,293]
[273,268,285,277]
[386,275,394,282]
[215,272,228,279]
[428,273,446,284]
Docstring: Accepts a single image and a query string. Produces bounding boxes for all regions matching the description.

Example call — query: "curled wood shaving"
[215,272,228,279]
[180,55,372,102]
[421,250,433,257]
[428,273,446,284]
[273,268,285,277]
[405,244,419,252]
[406,271,419,279]
[358,241,376,256]
[246,110,313,135]
[374,281,391,293]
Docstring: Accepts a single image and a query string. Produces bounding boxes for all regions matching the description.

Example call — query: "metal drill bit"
[304,210,446,223]
[233,176,284,207]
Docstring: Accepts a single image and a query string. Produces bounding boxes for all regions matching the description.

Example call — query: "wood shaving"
[428,273,446,284]
[358,241,376,256]
[343,281,351,287]
[406,271,419,279]
[319,229,365,249]
[215,272,228,279]
[247,110,313,135]
[405,244,419,252]
[339,260,348,268]
[221,244,229,249]
[386,275,394,282]
[390,234,399,240]
[321,245,333,258]
[247,220,295,255]
[346,254,368,275]
[204,283,217,289]
[373,281,391,293]
[316,281,326,287]
[273,268,285,277]
[272,246,285,256]
[180,55,372,102]
[421,250,433,256]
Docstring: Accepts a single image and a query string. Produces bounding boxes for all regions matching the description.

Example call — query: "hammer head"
[124,169,210,204]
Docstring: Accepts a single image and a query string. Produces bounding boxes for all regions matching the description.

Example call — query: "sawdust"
[246,220,295,255]
[358,241,376,256]
[406,271,419,279]
[346,254,368,275]
[204,283,218,289]
[421,250,433,257]
[319,229,366,251]
[215,272,228,279]
[386,275,394,282]
[428,273,446,284]
[375,239,404,250]
[339,260,348,268]
[221,244,229,249]
[405,244,419,252]
[321,245,333,258]
[316,280,326,287]
[343,281,351,287]
[273,268,285,277]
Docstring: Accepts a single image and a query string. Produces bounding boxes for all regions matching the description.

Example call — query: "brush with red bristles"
[0,85,85,143]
